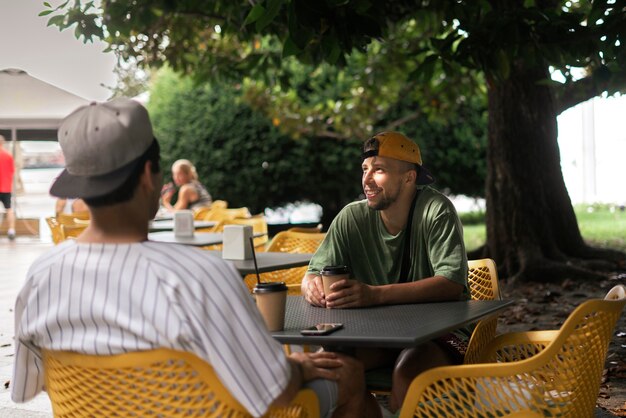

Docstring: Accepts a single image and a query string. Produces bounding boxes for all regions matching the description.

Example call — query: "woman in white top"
[161,159,213,212]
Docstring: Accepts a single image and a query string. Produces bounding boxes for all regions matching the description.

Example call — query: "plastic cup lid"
[321,265,349,275]
[253,281,288,293]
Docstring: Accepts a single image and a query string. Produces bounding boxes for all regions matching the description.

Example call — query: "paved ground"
[0,237,53,417]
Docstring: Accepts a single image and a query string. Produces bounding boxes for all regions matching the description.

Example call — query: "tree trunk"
[478,64,625,282]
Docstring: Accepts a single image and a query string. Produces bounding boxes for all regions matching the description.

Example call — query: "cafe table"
[148,231,226,246]
[148,231,266,247]
[148,219,216,232]
[271,296,513,348]
[204,251,312,275]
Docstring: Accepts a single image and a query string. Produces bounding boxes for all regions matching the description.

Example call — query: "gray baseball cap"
[50,98,155,199]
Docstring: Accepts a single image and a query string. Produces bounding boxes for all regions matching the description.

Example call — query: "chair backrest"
[211,199,228,210]
[43,348,319,418]
[225,215,269,248]
[467,258,500,301]
[464,258,501,364]
[193,201,229,220]
[45,217,63,244]
[266,231,327,254]
[57,211,90,224]
[203,215,269,251]
[243,231,326,293]
[193,206,214,220]
[605,284,626,300]
[203,207,252,222]
[288,224,323,233]
[60,223,87,241]
[400,296,626,418]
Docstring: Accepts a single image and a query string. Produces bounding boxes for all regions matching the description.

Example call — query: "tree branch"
[555,75,604,115]
[385,110,422,131]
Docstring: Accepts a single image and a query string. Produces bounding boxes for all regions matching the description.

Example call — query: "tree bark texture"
[480,64,625,282]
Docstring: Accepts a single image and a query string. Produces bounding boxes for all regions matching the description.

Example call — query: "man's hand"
[289,351,342,382]
[302,274,326,307]
[326,278,378,308]
[161,182,175,202]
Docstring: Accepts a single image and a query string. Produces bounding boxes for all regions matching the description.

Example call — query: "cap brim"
[50,158,140,199]
[417,166,435,185]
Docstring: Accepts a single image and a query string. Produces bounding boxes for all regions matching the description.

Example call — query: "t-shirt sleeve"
[425,205,468,288]
[307,208,352,275]
[176,256,291,417]
[11,280,45,403]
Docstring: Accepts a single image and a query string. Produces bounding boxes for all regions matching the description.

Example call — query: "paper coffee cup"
[321,265,350,302]
[253,282,288,331]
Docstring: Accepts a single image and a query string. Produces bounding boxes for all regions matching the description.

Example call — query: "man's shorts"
[304,378,338,418]
[0,193,11,209]
[433,330,469,364]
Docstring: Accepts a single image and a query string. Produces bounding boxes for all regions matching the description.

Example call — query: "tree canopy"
[44,0,626,281]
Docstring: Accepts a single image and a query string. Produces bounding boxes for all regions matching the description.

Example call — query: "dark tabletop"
[205,251,312,275]
[271,296,514,348]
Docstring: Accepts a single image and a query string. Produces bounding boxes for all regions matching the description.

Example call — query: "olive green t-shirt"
[308,186,468,292]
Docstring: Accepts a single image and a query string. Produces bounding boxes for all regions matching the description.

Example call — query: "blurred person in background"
[55,198,89,215]
[161,159,212,212]
[0,135,16,240]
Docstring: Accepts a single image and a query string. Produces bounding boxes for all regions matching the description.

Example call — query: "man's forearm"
[373,275,464,305]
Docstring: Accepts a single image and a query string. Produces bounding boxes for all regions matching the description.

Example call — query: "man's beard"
[367,194,396,211]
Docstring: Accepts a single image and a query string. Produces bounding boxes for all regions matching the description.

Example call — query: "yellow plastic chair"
[46,217,63,244]
[288,224,323,233]
[43,348,319,418]
[211,199,228,210]
[226,215,269,249]
[202,215,269,251]
[193,200,228,220]
[57,211,90,224]
[463,258,501,364]
[243,231,325,294]
[398,295,626,418]
[198,206,252,222]
[60,223,88,241]
[366,258,501,393]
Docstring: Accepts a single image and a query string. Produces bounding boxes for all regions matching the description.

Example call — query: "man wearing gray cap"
[11,99,377,418]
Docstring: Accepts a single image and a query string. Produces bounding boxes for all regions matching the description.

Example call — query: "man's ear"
[139,161,155,190]
[405,169,417,185]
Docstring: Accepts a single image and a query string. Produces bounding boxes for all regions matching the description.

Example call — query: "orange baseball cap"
[362,131,435,185]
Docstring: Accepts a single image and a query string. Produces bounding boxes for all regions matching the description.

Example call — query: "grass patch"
[461,205,626,253]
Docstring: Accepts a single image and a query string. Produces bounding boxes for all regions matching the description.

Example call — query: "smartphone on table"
[300,323,343,336]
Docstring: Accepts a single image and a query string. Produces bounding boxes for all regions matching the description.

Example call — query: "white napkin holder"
[222,225,253,260]
[174,210,194,238]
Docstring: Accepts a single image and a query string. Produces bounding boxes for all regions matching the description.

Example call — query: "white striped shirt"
[12,240,290,417]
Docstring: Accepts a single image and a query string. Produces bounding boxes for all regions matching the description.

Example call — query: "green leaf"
[38,10,53,16]
[47,14,66,28]
[410,55,438,83]
[43,1,51,7]
[244,4,265,25]
[256,0,283,32]
[282,36,302,58]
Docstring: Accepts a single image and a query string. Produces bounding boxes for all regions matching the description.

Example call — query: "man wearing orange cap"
[302,131,468,413]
